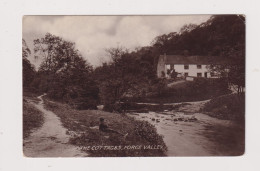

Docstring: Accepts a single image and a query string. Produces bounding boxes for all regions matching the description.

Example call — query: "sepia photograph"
[22,15,245,157]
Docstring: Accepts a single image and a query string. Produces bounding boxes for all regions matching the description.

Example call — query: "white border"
[1,0,260,171]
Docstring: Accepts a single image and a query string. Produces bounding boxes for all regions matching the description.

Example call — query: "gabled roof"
[161,55,227,65]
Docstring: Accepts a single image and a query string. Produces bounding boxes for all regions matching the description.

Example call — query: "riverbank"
[43,98,167,157]
[203,93,245,122]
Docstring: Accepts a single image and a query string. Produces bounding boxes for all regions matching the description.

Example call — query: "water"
[128,110,233,156]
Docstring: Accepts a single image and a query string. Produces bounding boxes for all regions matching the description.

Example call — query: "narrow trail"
[23,95,88,157]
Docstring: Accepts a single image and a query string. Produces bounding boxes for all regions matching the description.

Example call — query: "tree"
[206,15,245,94]
[150,15,245,94]
[179,24,197,34]
[33,33,98,109]
[23,39,36,89]
[95,46,158,111]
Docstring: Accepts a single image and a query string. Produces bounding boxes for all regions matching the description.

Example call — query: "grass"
[43,98,167,157]
[203,93,245,122]
[130,78,231,104]
[23,99,44,139]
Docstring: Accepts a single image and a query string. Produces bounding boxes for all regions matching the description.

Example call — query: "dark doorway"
[204,72,208,78]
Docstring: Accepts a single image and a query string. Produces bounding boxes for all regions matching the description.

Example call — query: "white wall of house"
[165,64,212,78]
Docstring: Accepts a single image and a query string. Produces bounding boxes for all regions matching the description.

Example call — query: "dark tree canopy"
[31,33,99,109]
[23,39,36,88]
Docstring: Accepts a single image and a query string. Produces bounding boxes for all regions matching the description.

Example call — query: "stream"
[127,101,241,156]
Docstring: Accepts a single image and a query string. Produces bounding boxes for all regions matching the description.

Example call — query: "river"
[127,101,244,156]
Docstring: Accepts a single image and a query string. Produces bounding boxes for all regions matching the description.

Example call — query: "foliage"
[24,15,245,110]
[23,39,36,88]
[151,15,245,92]
[32,33,99,109]
[94,47,157,111]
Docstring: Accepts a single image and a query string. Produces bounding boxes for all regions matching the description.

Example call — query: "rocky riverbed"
[127,101,244,156]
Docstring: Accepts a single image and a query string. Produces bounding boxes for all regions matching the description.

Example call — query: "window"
[184,73,189,77]
[170,64,174,70]
[184,65,189,70]
[204,72,208,78]
[197,65,202,69]
[197,73,202,77]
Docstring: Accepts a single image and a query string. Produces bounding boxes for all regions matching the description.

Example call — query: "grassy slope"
[135,79,231,104]
[203,93,245,122]
[23,99,44,139]
[43,99,167,157]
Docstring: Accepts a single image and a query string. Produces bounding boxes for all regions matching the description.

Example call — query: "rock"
[173,118,178,121]
[179,130,182,132]
[151,118,155,121]
[178,118,184,121]
[156,119,160,122]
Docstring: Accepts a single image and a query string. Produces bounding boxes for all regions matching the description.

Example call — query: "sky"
[23,15,211,68]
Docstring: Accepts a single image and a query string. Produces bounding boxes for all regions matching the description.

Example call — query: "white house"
[157,54,222,79]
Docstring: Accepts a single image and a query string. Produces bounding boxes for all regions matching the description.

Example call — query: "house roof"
[161,55,227,65]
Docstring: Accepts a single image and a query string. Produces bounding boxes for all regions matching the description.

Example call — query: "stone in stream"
[178,117,184,121]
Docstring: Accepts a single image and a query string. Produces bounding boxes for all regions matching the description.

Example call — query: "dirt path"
[23,95,88,157]
[128,101,244,156]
